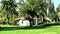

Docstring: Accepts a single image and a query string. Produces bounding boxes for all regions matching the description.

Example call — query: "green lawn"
[0,24,60,34]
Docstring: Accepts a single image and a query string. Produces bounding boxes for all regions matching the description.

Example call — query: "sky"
[0,0,60,9]
[52,0,60,9]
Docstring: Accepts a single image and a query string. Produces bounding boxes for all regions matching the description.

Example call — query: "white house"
[17,19,30,26]
[16,17,30,26]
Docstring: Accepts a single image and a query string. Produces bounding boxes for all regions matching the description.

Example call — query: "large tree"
[47,0,57,23]
[20,0,47,26]
[56,4,60,21]
[1,0,18,24]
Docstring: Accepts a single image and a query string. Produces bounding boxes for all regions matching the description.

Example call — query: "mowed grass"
[0,24,60,34]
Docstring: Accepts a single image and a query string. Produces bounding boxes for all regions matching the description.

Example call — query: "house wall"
[16,17,42,26]
[17,20,30,26]
[33,19,42,25]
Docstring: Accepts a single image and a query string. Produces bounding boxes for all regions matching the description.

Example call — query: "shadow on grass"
[0,24,60,31]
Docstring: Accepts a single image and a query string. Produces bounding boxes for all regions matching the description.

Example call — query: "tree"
[16,0,26,17]
[20,0,47,26]
[56,4,60,21]
[47,0,57,23]
[57,4,60,13]
[0,7,2,13]
[1,0,18,24]
[0,7,2,24]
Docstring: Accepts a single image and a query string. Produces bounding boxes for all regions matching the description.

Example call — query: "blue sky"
[52,0,60,9]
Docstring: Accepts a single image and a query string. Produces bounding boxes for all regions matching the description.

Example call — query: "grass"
[0,24,60,34]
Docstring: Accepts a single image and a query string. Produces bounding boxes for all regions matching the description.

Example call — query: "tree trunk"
[30,21,32,27]
[36,16,38,26]
[28,17,33,27]
[7,13,10,25]
[7,16,10,24]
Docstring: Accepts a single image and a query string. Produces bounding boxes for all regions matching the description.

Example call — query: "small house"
[16,17,30,26]
[15,17,43,26]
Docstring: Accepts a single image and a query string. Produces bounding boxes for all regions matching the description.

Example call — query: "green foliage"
[21,0,47,18]
[56,4,60,13]
[1,0,18,24]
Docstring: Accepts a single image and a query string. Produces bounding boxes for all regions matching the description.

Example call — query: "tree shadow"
[0,24,60,31]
